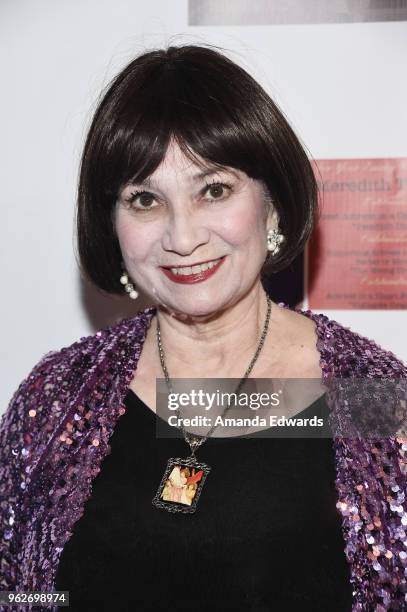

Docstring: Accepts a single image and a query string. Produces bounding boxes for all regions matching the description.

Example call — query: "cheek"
[115,215,156,259]
[220,201,265,245]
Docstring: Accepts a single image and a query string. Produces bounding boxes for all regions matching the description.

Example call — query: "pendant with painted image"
[152,454,211,514]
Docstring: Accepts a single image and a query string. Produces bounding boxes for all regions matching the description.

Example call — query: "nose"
[162,207,210,256]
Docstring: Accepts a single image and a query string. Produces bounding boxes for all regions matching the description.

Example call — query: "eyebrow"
[192,166,238,181]
[129,165,239,189]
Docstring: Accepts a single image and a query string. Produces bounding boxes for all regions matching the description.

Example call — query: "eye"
[124,190,158,211]
[122,180,233,211]
[203,181,233,201]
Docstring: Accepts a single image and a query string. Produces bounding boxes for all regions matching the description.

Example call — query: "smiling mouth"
[160,256,226,283]
[161,256,225,274]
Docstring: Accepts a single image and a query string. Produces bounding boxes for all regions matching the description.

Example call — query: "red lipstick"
[160,257,226,284]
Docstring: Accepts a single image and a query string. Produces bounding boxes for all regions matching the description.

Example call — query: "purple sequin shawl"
[1,303,407,611]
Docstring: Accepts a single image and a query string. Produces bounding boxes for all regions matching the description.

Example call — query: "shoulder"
[320,312,406,377]
[277,302,407,377]
[23,305,155,381]
[1,306,155,467]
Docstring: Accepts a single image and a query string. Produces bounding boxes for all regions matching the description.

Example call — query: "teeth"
[170,258,221,275]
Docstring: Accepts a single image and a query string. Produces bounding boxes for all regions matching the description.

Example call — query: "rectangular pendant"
[152,456,211,514]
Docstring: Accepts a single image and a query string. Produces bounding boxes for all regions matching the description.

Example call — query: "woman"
[1,44,407,611]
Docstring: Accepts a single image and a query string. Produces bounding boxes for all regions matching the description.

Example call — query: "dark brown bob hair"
[76,43,319,295]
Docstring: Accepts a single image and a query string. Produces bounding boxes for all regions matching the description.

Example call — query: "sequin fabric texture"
[1,303,407,611]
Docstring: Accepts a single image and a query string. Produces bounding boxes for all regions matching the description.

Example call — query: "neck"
[152,283,272,377]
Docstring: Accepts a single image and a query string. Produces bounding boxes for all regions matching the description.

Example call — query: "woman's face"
[114,139,276,317]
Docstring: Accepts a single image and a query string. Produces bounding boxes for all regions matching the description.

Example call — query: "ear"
[260,181,279,231]
[266,207,279,233]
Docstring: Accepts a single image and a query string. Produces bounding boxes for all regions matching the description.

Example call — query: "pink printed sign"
[307,158,407,309]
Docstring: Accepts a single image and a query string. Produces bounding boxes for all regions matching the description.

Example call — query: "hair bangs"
[108,62,262,199]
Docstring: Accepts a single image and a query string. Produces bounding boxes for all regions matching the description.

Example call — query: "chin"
[158,298,224,320]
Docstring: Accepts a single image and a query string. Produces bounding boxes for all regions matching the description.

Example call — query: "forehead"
[160,139,196,171]
[144,139,242,186]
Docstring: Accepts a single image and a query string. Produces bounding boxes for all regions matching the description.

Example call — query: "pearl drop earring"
[267,228,285,255]
[120,270,139,300]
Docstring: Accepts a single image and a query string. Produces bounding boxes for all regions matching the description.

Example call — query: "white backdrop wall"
[1,0,406,413]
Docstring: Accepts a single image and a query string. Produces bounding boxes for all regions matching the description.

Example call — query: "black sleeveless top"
[55,389,353,611]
